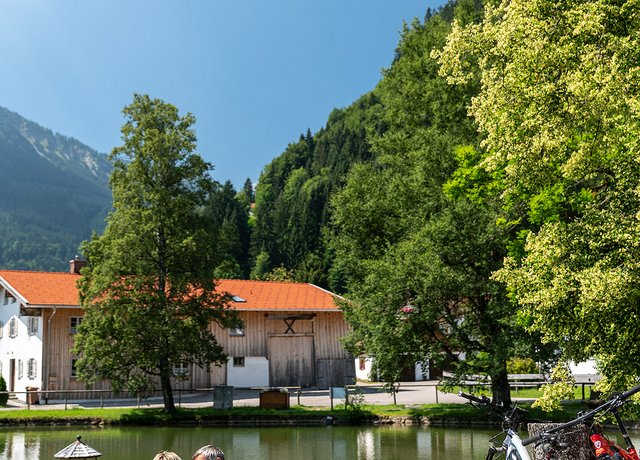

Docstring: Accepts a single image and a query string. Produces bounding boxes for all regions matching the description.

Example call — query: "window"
[8,318,17,338]
[17,360,23,380]
[70,317,83,334]
[27,358,37,380]
[232,357,245,367]
[230,325,244,337]
[3,292,15,305]
[172,362,189,377]
[71,359,78,378]
[27,317,38,335]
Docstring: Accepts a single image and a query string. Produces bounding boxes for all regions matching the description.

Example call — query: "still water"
[0,425,503,460]
[3,425,639,460]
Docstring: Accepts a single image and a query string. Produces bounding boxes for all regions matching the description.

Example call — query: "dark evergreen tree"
[205,181,251,278]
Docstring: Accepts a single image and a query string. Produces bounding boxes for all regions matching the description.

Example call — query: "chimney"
[69,256,86,274]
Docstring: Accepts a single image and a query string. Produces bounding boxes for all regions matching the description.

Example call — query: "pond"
[0,425,501,459]
[1,425,638,459]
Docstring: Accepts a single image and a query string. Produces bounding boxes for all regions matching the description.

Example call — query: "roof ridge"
[0,269,77,275]
[220,279,310,286]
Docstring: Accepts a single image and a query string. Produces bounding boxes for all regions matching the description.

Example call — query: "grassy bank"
[0,401,584,427]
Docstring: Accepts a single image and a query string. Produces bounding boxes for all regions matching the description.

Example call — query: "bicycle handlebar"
[621,383,640,400]
[520,382,640,447]
[459,391,491,406]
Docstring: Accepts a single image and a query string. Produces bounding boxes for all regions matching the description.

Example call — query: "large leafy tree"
[438,0,640,388]
[330,2,553,405]
[74,94,237,412]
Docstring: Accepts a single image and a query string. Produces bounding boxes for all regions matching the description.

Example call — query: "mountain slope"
[0,106,112,271]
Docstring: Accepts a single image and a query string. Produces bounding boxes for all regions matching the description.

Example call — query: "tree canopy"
[74,94,237,412]
[438,0,640,390]
[329,1,557,405]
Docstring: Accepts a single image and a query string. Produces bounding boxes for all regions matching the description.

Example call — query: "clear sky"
[1,0,446,188]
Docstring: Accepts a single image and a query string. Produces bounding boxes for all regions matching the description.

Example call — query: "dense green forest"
[247,0,640,403]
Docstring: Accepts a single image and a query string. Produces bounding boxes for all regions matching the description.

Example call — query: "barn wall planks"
[43,308,352,394]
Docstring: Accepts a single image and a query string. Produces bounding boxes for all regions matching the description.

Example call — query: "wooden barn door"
[267,315,315,387]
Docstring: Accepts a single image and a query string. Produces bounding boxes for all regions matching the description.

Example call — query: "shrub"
[507,358,539,374]
[0,376,9,406]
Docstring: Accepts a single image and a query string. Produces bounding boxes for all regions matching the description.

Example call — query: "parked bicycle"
[522,383,640,460]
[461,383,640,460]
[459,391,532,459]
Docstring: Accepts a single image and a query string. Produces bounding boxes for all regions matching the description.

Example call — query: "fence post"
[435,384,439,404]
[297,387,301,406]
[64,397,68,410]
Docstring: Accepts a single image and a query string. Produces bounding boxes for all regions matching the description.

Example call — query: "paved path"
[6,381,480,411]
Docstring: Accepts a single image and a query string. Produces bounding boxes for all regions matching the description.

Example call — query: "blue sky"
[1,0,447,188]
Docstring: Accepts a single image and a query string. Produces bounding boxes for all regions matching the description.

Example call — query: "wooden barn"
[0,262,354,401]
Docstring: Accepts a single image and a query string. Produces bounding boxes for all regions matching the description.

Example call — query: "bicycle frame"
[464,383,640,460]
[503,430,531,460]
[521,383,640,460]
[588,407,639,460]
[459,392,532,460]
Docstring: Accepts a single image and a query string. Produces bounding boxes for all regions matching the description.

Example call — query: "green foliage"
[262,266,295,282]
[506,358,538,375]
[250,251,271,280]
[330,1,556,406]
[250,92,385,290]
[533,363,576,412]
[438,0,640,386]
[74,94,238,413]
[205,180,251,278]
[0,376,8,406]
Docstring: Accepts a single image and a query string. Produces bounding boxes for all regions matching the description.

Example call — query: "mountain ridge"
[0,104,112,271]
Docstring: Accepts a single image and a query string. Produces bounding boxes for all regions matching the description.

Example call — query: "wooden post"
[527,422,592,460]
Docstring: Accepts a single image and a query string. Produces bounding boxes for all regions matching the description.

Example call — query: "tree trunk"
[491,362,512,407]
[527,423,592,460]
[160,368,176,413]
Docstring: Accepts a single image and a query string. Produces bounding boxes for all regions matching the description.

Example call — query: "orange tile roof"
[218,279,340,311]
[0,270,81,306]
[0,270,341,312]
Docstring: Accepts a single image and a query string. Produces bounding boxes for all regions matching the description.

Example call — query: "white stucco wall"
[356,356,430,382]
[226,356,269,388]
[355,356,374,381]
[0,288,44,401]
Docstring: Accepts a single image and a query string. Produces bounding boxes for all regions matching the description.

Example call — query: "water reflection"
[4,424,636,459]
[0,432,40,460]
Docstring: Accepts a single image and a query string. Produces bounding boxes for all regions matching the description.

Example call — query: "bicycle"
[462,383,640,460]
[459,391,532,459]
[522,383,640,460]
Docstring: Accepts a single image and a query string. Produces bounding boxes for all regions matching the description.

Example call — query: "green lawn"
[447,385,595,401]
[0,400,587,426]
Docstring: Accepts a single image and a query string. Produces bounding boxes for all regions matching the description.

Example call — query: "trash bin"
[213,385,233,409]
[26,386,39,405]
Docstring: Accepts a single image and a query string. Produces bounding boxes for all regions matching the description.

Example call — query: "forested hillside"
[250,93,386,289]
[248,0,554,404]
[0,106,112,271]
